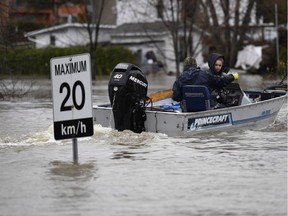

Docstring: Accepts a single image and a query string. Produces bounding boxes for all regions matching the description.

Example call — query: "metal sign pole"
[72,138,78,163]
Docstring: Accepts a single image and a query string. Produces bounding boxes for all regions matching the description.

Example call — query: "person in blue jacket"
[172,56,238,107]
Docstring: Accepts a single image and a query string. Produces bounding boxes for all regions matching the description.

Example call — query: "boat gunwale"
[93,94,287,116]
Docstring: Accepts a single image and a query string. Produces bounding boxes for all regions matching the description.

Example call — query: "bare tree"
[134,0,203,77]
[148,0,201,77]
[158,0,181,77]
[182,0,198,57]
[198,0,256,67]
[134,0,259,73]
[0,1,36,99]
[81,0,105,79]
[0,79,35,100]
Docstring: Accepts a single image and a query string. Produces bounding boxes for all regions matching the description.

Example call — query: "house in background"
[24,20,203,74]
[4,0,284,73]
[0,0,117,46]
[24,23,115,48]
[24,0,204,74]
[114,0,205,72]
[111,21,203,74]
[5,0,117,26]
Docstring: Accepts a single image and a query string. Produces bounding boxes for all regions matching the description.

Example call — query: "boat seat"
[181,85,211,112]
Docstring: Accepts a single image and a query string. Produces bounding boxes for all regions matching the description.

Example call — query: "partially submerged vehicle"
[93,63,287,137]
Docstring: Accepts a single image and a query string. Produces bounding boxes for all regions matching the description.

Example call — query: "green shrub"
[0,45,137,78]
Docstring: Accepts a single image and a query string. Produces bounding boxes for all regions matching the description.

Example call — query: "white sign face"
[50,53,94,140]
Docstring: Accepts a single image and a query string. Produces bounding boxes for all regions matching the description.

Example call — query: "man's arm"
[172,80,182,101]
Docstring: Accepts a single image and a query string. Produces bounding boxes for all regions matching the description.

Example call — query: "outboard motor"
[108,63,148,133]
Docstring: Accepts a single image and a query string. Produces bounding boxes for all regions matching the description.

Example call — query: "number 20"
[60,81,85,111]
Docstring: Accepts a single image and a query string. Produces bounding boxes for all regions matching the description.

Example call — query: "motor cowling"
[108,63,148,133]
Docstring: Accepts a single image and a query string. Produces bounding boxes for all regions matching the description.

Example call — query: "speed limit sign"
[50,53,94,140]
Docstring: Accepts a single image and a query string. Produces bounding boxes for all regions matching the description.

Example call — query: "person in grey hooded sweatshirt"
[207,53,251,106]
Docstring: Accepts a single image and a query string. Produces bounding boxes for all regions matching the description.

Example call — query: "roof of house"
[24,23,116,37]
[24,21,205,41]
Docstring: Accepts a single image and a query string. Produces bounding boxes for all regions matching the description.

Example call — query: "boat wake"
[263,102,287,132]
[92,124,168,146]
[0,129,54,148]
[263,119,287,132]
[0,124,168,148]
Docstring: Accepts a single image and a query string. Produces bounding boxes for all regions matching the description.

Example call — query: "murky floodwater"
[0,74,287,216]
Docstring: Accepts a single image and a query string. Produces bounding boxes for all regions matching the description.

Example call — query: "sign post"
[50,53,94,162]
[72,138,78,162]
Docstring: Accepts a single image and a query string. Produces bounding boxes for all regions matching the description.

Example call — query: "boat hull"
[93,94,286,137]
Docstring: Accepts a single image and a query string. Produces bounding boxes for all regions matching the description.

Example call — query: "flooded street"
[0,75,287,216]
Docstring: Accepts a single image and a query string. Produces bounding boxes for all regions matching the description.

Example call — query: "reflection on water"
[112,151,146,160]
[49,160,97,181]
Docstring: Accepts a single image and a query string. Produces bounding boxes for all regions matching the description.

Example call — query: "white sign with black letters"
[50,53,94,140]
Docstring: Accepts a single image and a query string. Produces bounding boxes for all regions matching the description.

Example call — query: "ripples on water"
[0,114,286,215]
[0,77,287,216]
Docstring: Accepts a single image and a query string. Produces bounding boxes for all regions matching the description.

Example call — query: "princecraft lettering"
[195,115,228,126]
[55,60,87,76]
[188,114,232,130]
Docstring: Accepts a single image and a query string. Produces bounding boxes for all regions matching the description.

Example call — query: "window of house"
[50,35,56,46]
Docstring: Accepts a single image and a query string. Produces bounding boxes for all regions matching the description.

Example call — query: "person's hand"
[232,72,239,80]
